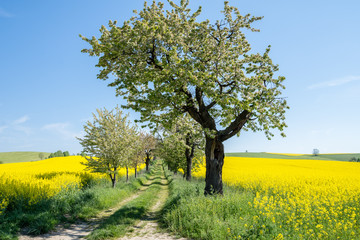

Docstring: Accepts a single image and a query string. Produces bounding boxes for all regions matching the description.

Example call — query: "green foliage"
[81,0,289,194]
[47,150,71,159]
[80,0,288,141]
[313,148,319,156]
[350,157,360,162]
[54,150,64,157]
[158,134,186,172]
[157,114,204,175]
[38,153,45,160]
[77,106,139,187]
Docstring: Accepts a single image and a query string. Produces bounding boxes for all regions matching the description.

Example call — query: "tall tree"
[77,107,136,187]
[81,0,288,195]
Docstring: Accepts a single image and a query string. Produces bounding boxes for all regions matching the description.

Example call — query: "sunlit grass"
[165,156,360,239]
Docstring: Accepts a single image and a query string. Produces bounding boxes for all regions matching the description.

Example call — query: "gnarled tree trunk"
[204,136,224,195]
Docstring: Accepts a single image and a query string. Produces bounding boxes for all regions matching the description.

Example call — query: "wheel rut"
[118,169,187,240]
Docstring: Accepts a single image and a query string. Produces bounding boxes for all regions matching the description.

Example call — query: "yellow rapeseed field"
[194,157,360,238]
[0,156,138,213]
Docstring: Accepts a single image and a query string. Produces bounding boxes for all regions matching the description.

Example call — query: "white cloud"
[0,115,32,135]
[13,115,30,125]
[42,122,81,139]
[0,7,13,18]
[11,115,32,134]
[308,75,360,90]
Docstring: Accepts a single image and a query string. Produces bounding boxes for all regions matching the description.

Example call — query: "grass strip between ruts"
[86,166,164,240]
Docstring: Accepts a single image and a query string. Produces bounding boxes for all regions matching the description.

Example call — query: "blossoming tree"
[81,0,288,195]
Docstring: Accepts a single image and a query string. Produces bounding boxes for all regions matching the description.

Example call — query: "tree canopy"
[78,107,137,187]
[157,113,204,180]
[81,0,288,194]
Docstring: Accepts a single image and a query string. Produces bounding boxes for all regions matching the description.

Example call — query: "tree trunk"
[145,153,151,172]
[185,135,194,181]
[110,173,116,188]
[186,157,192,181]
[126,167,129,182]
[204,136,224,195]
[134,165,137,178]
[185,135,195,181]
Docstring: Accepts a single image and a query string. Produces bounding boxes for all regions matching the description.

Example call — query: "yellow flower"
[274,233,284,240]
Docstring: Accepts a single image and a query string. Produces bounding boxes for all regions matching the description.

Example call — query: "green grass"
[161,173,267,240]
[86,163,164,240]
[225,152,360,161]
[0,152,50,164]
[0,173,147,240]
[160,170,360,240]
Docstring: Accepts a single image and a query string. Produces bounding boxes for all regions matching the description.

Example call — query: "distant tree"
[350,157,360,162]
[77,107,136,187]
[158,134,185,175]
[130,131,146,179]
[54,150,64,157]
[142,133,156,172]
[38,152,45,160]
[122,125,140,182]
[160,114,204,181]
[157,114,204,180]
[0,161,3,164]
[313,149,319,156]
[63,151,70,157]
[49,153,54,159]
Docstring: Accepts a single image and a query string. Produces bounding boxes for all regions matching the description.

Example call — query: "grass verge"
[159,173,281,240]
[0,172,147,240]
[161,170,360,240]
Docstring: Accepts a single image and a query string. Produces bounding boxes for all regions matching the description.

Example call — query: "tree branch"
[219,110,251,142]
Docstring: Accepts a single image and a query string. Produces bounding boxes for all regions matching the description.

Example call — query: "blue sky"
[1,0,359,154]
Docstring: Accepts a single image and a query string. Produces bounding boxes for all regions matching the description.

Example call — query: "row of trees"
[81,0,288,195]
[42,150,70,160]
[156,114,204,181]
[77,107,156,188]
[78,106,207,187]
